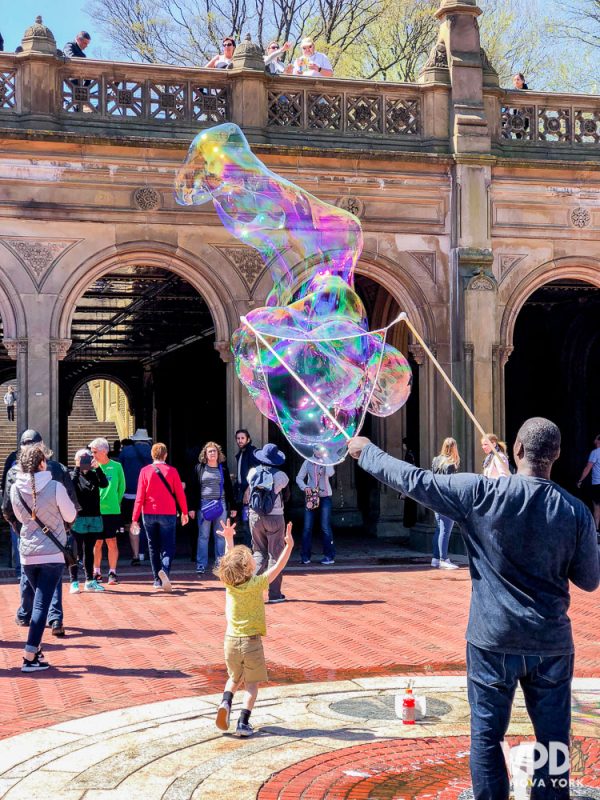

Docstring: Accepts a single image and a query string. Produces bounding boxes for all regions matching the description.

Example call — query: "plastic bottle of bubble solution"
[402,686,416,725]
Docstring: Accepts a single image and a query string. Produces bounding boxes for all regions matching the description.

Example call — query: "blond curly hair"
[199,441,227,464]
[214,545,255,586]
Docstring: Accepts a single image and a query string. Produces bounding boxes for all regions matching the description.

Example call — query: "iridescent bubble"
[175,123,412,464]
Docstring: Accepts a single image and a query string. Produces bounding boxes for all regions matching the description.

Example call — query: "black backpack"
[248,466,277,515]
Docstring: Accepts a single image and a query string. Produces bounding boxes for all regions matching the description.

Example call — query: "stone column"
[230,34,269,132]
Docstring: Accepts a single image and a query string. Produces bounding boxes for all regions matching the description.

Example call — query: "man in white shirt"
[291,38,333,77]
[577,434,600,531]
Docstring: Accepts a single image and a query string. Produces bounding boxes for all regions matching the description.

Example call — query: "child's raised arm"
[216,518,237,553]
[265,522,294,584]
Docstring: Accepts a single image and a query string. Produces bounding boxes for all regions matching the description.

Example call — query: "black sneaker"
[216,701,231,731]
[268,595,286,604]
[235,720,254,737]
[22,654,50,673]
[15,615,29,627]
[51,620,65,637]
[130,558,141,566]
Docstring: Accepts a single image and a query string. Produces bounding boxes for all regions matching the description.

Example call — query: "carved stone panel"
[0,237,81,288]
[335,196,364,218]
[133,187,161,211]
[467,269,496,291]
[498,254,526,282]
[217,246,266,293]
[408,251,437,282]
[570,207,591,228]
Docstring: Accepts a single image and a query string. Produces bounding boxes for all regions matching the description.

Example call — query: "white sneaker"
[69,581,80,594]
[158,569,172,592]
[439,559,459,570]
[431,558,440,568]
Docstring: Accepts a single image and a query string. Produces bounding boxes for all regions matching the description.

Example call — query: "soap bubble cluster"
[175,123,411,464]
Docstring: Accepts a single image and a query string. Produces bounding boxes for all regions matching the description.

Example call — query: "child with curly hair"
[214,517,293,737]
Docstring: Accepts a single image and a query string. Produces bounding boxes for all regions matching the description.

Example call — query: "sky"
[1,0,112,56]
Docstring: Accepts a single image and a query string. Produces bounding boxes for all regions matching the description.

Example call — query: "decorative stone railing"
[498,90,600,145]
[0,58,17,111]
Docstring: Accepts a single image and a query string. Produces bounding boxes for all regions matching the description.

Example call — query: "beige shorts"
[224,635,268,683]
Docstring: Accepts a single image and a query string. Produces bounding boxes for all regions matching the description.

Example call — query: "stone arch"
[68,373,135,417]
[500,256,600,349]
[0,268,26,340]
[52,241,237,348]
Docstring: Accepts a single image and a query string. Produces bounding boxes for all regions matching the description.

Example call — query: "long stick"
[240,315,351,441]
[399,312,507,471]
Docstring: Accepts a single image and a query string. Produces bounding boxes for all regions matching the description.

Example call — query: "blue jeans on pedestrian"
[19,566,63,623]
[10,527,21,578]
[22,564,65,653]
[301,496,335,562]
[467,642,573,800]
[196,509,226,569]
[433,512,454,560]
[143,514,177,580]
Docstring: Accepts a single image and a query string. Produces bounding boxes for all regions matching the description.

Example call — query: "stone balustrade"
[2,49,600,156]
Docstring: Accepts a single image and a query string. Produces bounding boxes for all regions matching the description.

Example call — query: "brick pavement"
[0,564,598,739]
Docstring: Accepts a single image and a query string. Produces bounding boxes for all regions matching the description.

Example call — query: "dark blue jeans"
[467,642,573,800]
[10,527,21,578]
[19,565,63,623]
[143,514,177,580]
[301,495,335,561]
[433,512,454,560]
[22,564,65,653]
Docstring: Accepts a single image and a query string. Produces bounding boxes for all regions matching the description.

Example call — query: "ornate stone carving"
[498,254,526,281]
[408,251,436,281]
[0,237,80,287]
[133,187,161,211]
[217,246,266,292]
[467,269,496,291]
[570,207,591,228]
[335,196,364,218]
[408,344,426,366]
[214,340,233,363]
[232,33,265,71]
[21,15,57,55]
[496,345,514,368]
[49,339,72,360]
[424,41,448,69]
[3,338,28,359]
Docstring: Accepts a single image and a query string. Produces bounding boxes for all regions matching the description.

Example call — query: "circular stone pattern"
[133,186,161,211]
[259,736,600,800]
[571,207,591,228]
[331,694,452,721]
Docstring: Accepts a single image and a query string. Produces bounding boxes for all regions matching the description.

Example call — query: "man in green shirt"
[90,437,125,585]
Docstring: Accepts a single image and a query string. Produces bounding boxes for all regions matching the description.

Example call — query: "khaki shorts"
[224,635,268,683]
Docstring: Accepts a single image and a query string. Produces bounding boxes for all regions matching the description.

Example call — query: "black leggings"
[69,533,97,582]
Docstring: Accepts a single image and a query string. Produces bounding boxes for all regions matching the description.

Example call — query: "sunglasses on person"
[269,44,279,50]
[223,41,235,48]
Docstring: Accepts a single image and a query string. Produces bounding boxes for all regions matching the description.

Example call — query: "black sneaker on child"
[22,654,50,673]
[235,720,254,737]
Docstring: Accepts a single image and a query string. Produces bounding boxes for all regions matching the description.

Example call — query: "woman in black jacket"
[188,442,235,573]
[69,448,108,592]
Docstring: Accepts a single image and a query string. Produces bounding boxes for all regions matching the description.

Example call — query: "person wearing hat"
[290,39,333,77]
[246,443,290,603]
[118,429,152,565]
[2,430,80,637]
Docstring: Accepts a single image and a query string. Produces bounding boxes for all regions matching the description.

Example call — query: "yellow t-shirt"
[225,573,269,637]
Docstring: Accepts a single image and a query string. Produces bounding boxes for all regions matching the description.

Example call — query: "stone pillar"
[17,17,60,118]
[230,34,268,132]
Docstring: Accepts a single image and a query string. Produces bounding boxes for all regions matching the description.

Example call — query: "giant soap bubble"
[175,123,411,464]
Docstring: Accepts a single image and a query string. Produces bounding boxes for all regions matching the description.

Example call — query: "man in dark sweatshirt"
[349,417,599,800]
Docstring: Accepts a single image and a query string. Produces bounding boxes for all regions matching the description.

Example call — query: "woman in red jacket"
[131,443,188,592]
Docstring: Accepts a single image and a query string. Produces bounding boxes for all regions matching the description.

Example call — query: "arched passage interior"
[505,278,600,488]
[0,315,18,467]
[60,264,226,473]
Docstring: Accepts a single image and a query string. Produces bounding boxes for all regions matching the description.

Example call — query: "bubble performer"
[175,123,412,464]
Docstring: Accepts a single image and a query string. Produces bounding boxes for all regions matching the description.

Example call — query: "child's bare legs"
[217,679,259,733]
[241,682,258,710]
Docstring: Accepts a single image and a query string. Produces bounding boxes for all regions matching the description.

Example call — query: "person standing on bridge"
[348,417,599,800]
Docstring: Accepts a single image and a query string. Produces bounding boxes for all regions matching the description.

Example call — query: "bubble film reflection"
[175,123,412,464]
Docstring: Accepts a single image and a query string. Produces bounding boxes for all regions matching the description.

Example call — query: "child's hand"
[284,521,294,549]
[217,518,236,539]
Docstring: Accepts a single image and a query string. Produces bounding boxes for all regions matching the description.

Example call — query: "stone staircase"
[67,383,119,466]
[0,380,18,476]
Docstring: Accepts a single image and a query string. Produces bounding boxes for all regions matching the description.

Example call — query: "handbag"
[200,464,224,521]
[304,464,321,510]
[16,489,77,568]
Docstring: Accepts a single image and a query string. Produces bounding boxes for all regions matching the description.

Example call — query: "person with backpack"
[246,443,289,603]
[131,443,188,591]
[3,385,16,422]
[189,441,235,574]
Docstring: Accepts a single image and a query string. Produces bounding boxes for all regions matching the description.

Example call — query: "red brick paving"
[258,736,600,799]
[0,565,598,738]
